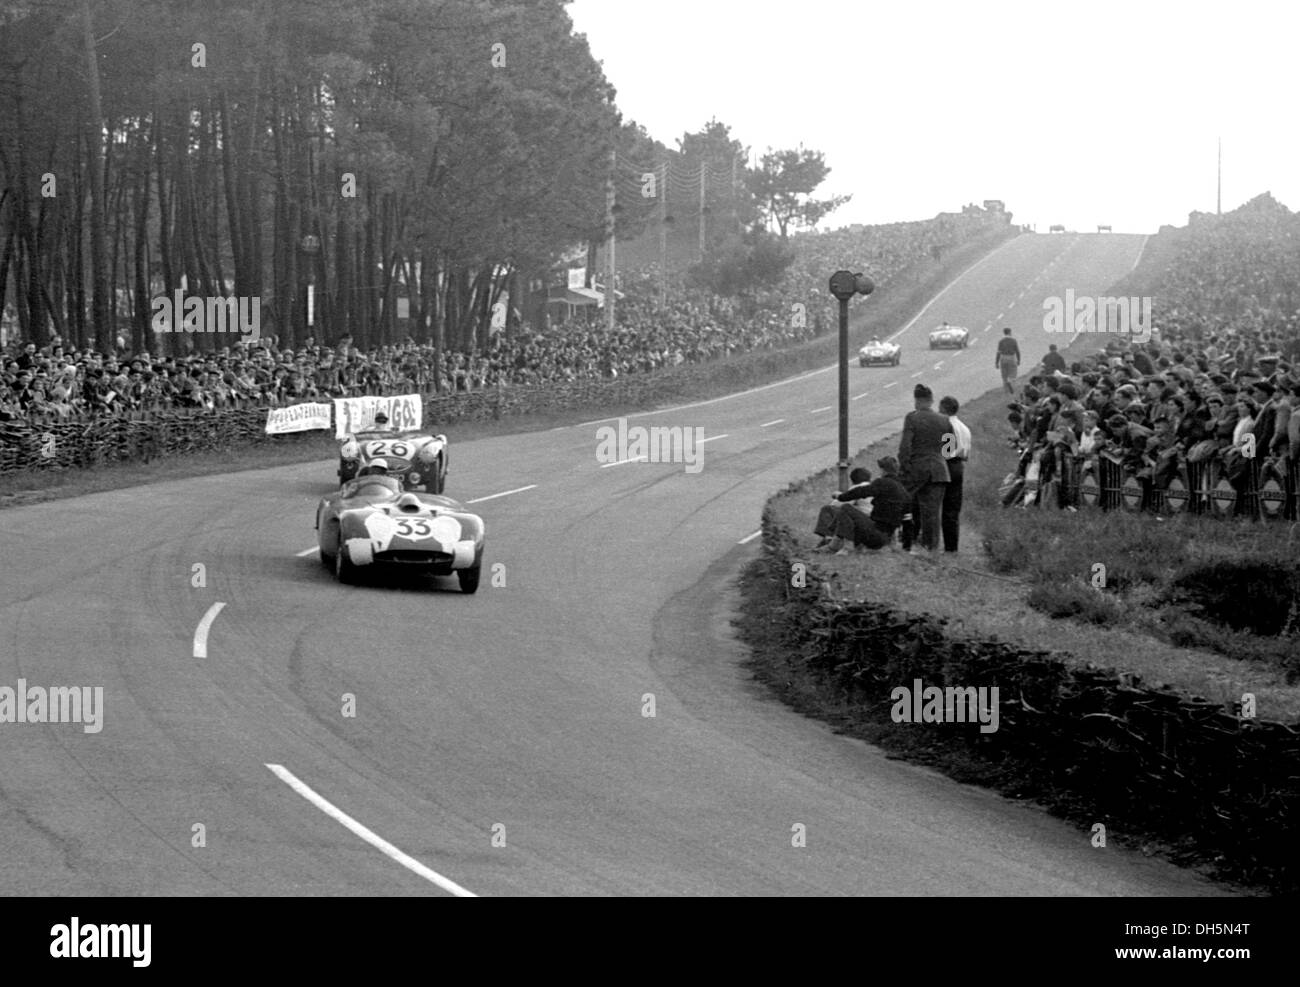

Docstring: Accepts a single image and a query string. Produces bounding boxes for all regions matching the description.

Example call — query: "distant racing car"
[858,338,901,367]
[928,323,970,350]
[337,412,448,492]
[315,469,485,593]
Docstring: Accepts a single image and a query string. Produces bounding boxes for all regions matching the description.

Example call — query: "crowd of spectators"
[0,206,1008,424]
[1005,195,1300,507]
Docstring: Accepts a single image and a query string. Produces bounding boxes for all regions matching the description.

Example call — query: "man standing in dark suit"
[898,383,951,552]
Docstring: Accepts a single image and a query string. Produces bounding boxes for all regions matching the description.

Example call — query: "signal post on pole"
[827,270,875,492]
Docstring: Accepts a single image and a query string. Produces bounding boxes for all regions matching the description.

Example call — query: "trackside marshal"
[265,402,333,435]
[333,394,423,438]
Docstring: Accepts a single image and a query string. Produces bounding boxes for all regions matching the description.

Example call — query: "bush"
[1027,580,1127,625]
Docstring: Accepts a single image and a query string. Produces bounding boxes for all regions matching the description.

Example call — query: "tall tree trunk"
[80,0,112,352]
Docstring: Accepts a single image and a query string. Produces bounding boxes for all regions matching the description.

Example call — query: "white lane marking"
[933,362,944,369]
[265,764,477,898]
[295,546,318,557]
[910,371,924,379]
[809,406,832,414]
[759,419,784,428]
[884,381,898,389]
[600,457,647,469]
[698,434,728,444]
[983,326,991,332]
[193,602,226,658]
[996,313,1005,321]
[851,393,869,401]
[465,484,538,503]
[1008,300,1016,309]
[738,530,762,545]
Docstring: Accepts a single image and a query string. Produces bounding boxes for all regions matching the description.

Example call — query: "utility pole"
[698,159,706,261]
[732,152,740,234]
[606,146,616,331]
[659,159,668,311]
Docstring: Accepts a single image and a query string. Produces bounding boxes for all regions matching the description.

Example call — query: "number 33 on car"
[315,476,486,593]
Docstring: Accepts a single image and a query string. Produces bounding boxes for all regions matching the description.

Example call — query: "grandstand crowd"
[1006,195,1300,506]
[1,208,1005,422]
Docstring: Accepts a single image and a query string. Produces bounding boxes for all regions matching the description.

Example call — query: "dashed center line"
[852,393,869,401]
[600,457,647,469]
[933,362,944,369]
[193,602,226,659]
[809,406,832,414]
[738,530,762,545]
[465,484,538,502]
[295,546,318,558]
[884,381,898,389]
[698,434,728,444]
[266,764,477,898]
[910,371,924,378]
[760,419,784,428]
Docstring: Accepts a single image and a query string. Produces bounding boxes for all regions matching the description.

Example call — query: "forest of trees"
[0,0,848,358]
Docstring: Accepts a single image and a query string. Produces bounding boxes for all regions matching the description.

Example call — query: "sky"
[567,0,1299,234]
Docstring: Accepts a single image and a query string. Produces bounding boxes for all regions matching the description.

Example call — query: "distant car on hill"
[858,337,901,367]
[928,323,970,350]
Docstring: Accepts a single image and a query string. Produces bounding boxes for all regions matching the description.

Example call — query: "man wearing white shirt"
[939,395,971,554]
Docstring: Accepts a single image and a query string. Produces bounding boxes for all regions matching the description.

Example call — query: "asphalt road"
[0,233,1229,896]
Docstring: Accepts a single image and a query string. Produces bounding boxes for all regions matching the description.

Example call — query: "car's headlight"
[409,472,421,484]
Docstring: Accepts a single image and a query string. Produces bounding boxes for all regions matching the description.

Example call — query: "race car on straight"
[316,467,485,593]
[928,323,970,349]
[337,411,448,492]
[858,337,901,367]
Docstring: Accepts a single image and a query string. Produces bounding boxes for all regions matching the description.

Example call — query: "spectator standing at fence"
[938,395,970,553]
[996,327,1021,394]
[898,383,951,553]
[1249,381,1279,453]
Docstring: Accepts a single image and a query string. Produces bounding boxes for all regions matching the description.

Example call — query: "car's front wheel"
[458,561,481,594]
[335,540,360,584]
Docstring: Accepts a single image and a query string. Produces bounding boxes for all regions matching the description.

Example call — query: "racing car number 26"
[366,441,411,459]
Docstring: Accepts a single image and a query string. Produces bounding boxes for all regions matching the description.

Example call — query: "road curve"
[0,233,1226,895]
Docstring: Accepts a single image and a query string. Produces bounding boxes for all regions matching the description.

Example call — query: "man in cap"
[898,383,952,553]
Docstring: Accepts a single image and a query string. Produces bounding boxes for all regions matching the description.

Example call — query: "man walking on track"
[898,383,951,553]
[997,327,1021,394]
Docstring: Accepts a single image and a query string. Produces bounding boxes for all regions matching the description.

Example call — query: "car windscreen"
[342,476,402,499]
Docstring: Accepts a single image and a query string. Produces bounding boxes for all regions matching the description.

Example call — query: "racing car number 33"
[395,518,433,538]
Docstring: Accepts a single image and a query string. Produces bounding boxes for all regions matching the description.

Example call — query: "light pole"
[827,270,875,492]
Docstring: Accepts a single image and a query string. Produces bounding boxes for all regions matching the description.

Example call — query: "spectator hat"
[913,383,932,400]
[876,456,900,474]
[1252,381,1275,397]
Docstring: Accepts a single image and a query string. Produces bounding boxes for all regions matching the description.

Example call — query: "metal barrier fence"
[1021,448,1300,521]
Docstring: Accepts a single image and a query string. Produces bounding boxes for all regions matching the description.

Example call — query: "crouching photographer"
[814,457,911,554]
